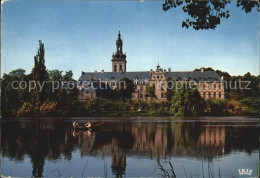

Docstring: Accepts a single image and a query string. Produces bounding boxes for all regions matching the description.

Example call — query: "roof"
[165,71,221,82]
[79,71,221,82]
[79,71,151,81]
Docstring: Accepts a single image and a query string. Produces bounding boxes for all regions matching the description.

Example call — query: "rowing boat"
[73,122,104,129]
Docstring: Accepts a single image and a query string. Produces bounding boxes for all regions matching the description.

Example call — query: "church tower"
[112,31,127,72]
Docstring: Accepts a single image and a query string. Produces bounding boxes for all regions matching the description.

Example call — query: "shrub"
[17,102,34,117]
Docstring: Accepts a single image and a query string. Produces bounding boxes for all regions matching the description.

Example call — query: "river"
[1,116,259,177]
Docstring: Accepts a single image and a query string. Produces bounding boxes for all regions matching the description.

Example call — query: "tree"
[46,69,63,101]
[58,70,79,115]
[162,0,259,30]
[117,78,135,101]
[46,70,79,115]
[194,67,215,72]
[1,69,29,116]
[31,40,47,105]
[206,98,225,116]
[170,82,206,116]
[146,85,156,99]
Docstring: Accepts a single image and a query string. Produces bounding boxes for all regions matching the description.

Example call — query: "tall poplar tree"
[32,40,47,105]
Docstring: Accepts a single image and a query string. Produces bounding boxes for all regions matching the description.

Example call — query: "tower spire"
[112,31,127,72]
[118,31,121,39]
[157,62,160,69]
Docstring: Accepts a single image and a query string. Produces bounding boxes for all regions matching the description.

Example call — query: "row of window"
[152,75,164,79]
[202,92,222,99]
[201,84,222,90]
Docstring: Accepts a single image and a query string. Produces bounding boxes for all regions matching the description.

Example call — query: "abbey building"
[78,32,224,102]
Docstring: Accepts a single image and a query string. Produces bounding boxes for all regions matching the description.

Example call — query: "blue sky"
[1,0,259,79]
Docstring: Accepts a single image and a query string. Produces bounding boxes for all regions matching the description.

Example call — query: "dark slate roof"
[79,71,221,82]
[79,72,151,81]
[165,71,221,82]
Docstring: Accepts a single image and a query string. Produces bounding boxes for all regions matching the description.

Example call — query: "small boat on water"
[73,122,104,130]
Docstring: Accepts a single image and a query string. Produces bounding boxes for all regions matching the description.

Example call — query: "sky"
[1,0,259,79]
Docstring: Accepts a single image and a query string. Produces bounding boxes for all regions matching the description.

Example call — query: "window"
[161,93,164,98]
[214,84,216,90]
[219,84,221,89]
[219,92,221,98]
[203,92,206,98]
[152,84,155,90]
[203,85,206,90]
[120,65,123,71]
[157,76,160,79]
[140,94,143,98]
[114,65,117,72]
[208,92,211,98]
[161,84,164,91]
[140,86,143,91]
[214,92,216,98]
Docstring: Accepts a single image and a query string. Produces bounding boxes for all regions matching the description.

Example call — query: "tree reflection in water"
[1,119,259,177]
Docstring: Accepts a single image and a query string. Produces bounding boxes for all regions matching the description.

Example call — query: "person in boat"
[84,121,91,128]
[73,121,80,128]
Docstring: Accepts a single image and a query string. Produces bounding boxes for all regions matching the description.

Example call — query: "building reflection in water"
[198,125,225,154]
[1,120,259,177]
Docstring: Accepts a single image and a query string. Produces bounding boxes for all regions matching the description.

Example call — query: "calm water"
[1,117,259,177]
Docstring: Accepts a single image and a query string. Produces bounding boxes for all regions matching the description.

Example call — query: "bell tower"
[112,31,127,72]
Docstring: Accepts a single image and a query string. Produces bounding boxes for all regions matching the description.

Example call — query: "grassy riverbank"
[12,97,258,118]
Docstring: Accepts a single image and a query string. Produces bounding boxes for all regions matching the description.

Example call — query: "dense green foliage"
[195,67,260,116]
[170,83,205,116]
[32,40,47,105]
[206,97,260,116]
[1,41,79,117]
[77,99,172,116]
[162,0,259,30]
[97,77,135,101]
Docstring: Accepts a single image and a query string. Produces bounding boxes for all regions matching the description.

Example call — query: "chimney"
[201,68,204,73]
[94,70,97,72]
[221,76,224,81]
[101,70,104,73]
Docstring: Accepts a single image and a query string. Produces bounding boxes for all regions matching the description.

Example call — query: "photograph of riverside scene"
[0,0,259,177]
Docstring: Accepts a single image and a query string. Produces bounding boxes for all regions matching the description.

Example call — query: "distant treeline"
[1,41,259,117]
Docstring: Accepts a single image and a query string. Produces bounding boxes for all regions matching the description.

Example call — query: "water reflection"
[1,118,259,177]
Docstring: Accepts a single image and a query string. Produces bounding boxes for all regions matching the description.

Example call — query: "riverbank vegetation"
[1,41,259,117]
